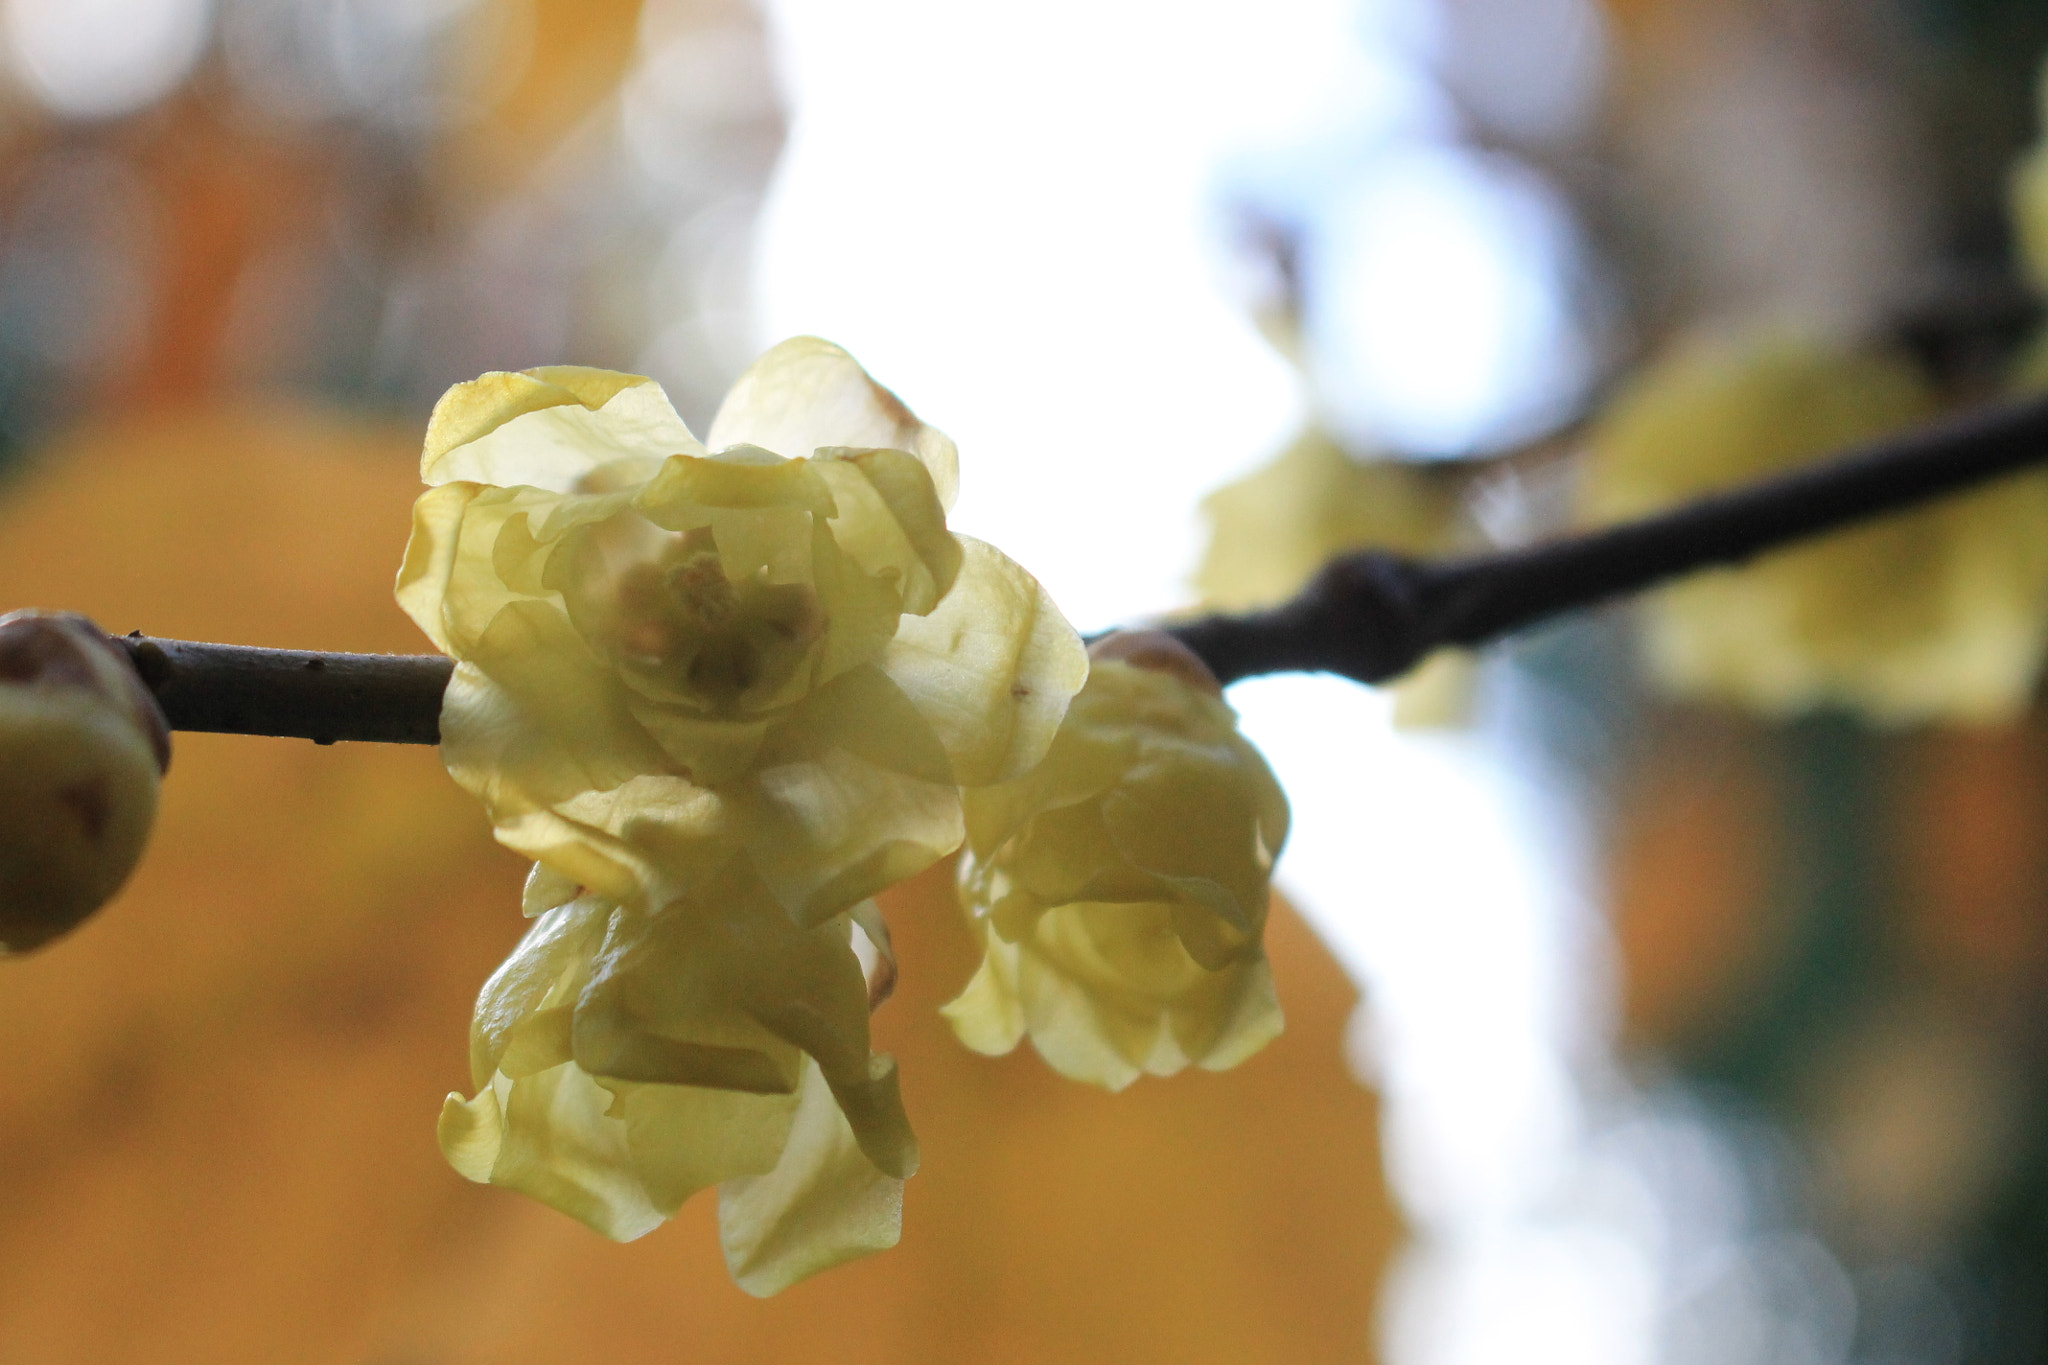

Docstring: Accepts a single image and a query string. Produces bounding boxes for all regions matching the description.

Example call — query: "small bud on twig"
[0,610,170,953]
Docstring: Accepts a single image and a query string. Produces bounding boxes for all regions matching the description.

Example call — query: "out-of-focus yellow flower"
[2012,60,2048,297]
[1581,328,2048,724]
[397,339,1087,923]
[1196,428,1466,611]
[943,633,1289,1091]
[0,610,169,952]
[439,861,912,1296]
[2007,61,2048,388]
[1195,429,1480,725]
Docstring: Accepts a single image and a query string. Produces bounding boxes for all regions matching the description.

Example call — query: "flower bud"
[0,610,169,952]
[944,631,1290,1090]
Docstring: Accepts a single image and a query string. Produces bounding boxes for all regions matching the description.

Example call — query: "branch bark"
[1167,388,2048,685]
[101,387,2048,742]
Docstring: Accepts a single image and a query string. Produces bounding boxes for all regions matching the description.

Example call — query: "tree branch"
[1168,388,2048,685]
[115,636,451,744]
[100,388,2048,742]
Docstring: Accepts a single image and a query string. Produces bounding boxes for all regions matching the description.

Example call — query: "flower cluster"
[944,633,1289,1091]
[1580,328,2048,725]
[399,340,1092,1293]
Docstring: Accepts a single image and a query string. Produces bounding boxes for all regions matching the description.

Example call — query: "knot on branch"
[1167,550,1437,687]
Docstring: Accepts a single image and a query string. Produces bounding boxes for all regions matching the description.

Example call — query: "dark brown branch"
[96,388,2048,741]
[116,636,451,744]
[1167,388,2048,685]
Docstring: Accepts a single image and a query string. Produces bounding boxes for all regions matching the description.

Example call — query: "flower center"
[613,534,824,710]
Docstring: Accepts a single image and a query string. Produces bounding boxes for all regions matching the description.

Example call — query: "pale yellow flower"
[1582,328,2048,724]
[1196,427,1467,611]
[943,633,1289,1091]
[439,861,911,1295]
[1195,429,1479,725]
[2007,62,2048,388]
[397,339,1087,922]
[2011,59,2048,298]
[0,610,169,952]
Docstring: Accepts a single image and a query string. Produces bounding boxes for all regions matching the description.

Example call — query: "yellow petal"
[736,742,964,924]
[881,536,1089,787]
[947,658,1290,1087]
[520,861,582,917]
[616,1080,800,1214]
[423,369,703,490]
[437,1086,505,1183]
[393,481,480,654]
[478,1064,669,1241]
[718,1058,905,1298]
[469,898,611,1085]
[708,336,960,509]
[811,447,962,615]
[938,943,1027,1056]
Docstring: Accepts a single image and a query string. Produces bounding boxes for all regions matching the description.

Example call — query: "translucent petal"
[470,1064,668,1241]
[616,1079,800,1214]
[938,946,1026,1056]
[797,664,957,787]
[633,450,834,524]
[521,861,583,917]
[440,611,669,810]
[708,336,960,509]
[737,742,964,925]
[719,1058,905,1298]
[881,537,1088,787]
[423,369,703,490]
[946,655,1290,1087]
[811,448,961,615]
[394,482,479,654]
[470,898,612,1085]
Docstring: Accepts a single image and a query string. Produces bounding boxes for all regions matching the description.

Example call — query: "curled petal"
[720,1058,906,1298]
[423,368,703,490]
[440,1067,667,1241]
[882,537,1088,787]
[737,743,965,926]
[470,897,610,1086]
[946,656,1289,1087]
[811,448,961,615]
[946,906,1284,1092]
[708,337,959,509]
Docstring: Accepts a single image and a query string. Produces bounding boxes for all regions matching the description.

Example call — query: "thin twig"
[115,636,451,744]
[100,388,2048,742]
[1168,389,2048,685]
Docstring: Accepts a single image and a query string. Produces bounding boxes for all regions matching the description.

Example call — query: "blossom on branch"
[439,864,911,1296]
[396,341,1086,922]
[944,632,1289,1090]
[1580,328,2048,725]
[401,339,1086,1291]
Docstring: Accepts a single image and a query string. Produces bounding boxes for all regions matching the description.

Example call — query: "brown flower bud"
[0,610,169,952]
[1086,629,1224,697]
